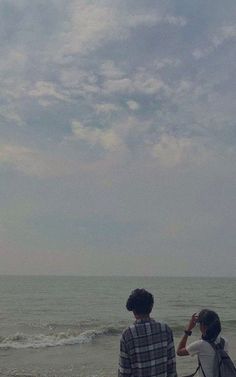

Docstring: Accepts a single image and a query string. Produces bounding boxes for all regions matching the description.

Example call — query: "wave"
[223,319,236,329]
[169,319,236,333]
[1,320,234,350]
[0,326,122,350]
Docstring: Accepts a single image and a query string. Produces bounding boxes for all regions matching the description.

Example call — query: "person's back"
[118,289,177,377]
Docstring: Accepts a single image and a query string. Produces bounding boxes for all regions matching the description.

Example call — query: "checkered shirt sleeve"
[166,327,177,377]
[119,337,132,377]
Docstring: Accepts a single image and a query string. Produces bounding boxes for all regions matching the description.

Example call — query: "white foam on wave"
[0,329,101,349]
[0,325,122,350]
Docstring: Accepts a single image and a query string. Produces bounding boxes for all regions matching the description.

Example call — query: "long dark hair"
[198,309,221,342]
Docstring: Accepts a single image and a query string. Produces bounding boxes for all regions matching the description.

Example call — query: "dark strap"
[207,337,225,351]
[183,364,200,377]
[198,357,207,377]
[192,364,200,376]
[200,338,225,377]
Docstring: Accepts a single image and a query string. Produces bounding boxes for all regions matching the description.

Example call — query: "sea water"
[0,276,235,377]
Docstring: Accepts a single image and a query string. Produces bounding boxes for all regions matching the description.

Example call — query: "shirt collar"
[135,317,154,324]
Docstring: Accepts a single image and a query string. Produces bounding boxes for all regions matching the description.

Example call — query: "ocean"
[0,276,235,377]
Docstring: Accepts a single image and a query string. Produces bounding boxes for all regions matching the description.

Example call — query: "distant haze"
[0,0,236,276]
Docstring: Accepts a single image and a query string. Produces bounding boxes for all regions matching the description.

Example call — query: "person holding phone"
[177,309,229,377]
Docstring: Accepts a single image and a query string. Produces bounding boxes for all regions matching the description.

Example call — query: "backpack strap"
[184,363,200,377]
[206,337,226,377]
[220,338,225,349]
[208,337,225,351]
[197,339,224,377]
[198,357,207,377]
[192,364,200,377]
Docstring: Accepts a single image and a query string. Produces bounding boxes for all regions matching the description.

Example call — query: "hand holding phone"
[186,313,198,331]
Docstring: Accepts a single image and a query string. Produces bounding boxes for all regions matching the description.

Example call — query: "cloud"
[193,24,236,59]
[126,12,186,28]
[29,81,71,103]
[153,58,181,70]
[163,15,186,27]
[127,100,140,111]
[59,66,102,100]
[0,105,24,126]
[71,121,123,152]
[95,103,120,114]
[53,1,187,60]
[135,75,165,95]
[0,144,72,177]
[212,25,236,47]
[0,0,236,277]
[56,2,121,57]
[103,70,166,95]
[0,49,27,73]
[151,134,210,168]
[100,60,124,79]
[192,48,208,60]
[103,78,133,94]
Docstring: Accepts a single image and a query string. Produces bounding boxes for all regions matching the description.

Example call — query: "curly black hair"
[126,288,154,315]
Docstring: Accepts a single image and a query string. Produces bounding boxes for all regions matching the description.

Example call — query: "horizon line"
[0,274,235,278]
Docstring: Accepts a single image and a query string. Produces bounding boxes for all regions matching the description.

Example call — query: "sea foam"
[0,326,122,349]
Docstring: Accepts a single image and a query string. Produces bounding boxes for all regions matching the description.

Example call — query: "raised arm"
[177,313,198,356]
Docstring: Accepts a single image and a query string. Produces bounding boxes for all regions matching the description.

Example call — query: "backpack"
[207,337,236,377]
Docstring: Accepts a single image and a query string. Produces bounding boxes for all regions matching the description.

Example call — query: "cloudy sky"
[0,0,236,276]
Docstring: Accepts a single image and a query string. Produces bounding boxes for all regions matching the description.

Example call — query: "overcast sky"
[0,0,236,276]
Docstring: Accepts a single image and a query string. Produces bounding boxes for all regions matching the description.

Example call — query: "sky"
[0,0,236,276]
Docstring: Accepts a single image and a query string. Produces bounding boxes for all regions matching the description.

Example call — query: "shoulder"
[148,319,173,334]
[121,326,133,341]
[121,323,141,342]
[222,336,229,350]
[156,321,174,336]
[162,322,174,333]
[149,319,172,330]
[187,339,210,356]
[121,320,172,340]
[151,320,174,341]
[216,335,229,353]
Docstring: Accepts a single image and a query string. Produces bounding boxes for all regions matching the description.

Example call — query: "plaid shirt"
[118,318,177,377]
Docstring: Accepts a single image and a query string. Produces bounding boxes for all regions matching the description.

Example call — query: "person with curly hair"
[118,288,177,377]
